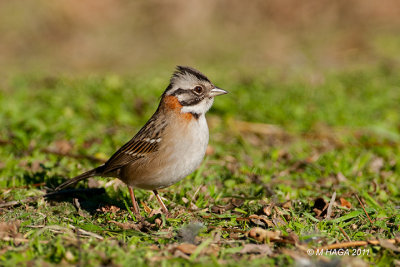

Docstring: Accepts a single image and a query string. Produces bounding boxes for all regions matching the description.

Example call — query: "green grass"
[0,65,400,266]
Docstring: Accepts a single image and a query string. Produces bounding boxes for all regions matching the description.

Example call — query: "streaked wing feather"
[101,115,166,174]
[102,140,158,173]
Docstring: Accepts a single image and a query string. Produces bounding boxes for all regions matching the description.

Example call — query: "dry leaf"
[0,221,24,245]
[99,205,120,213]
[211,199,243,214]
[248,227,281,242]
[110,220,141,230]
[110,220,154,232]
[211,205,230,214]
[140,201,152,214]
[54,140,73,154]
[285,232,300,244]
[379,238,400,252]
[231,198,245,207]
[282,201,292,209]
[176,243,197,255]
[249,215,274,227]
[340,198,352,209]
[155,218,162,227]
[173,249,190,260]
[263,205,273,216]
[272,217,287,227]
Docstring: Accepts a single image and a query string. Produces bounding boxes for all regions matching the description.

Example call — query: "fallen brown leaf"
[211,198,243,214]
[53,140,73,154]
[340,197,352,209]
[231,198,245,207]
[0,221,24,245]
[379,238,400,252]
[99,205,120,213]
[263,205,273,216]
[248,227,281,242]
[110,220,141,230]
[176,243,197,255]
[109,220,153,232]
[285,232,300,244]
[282,201,292,210]
[140,201,152,214]
[249,215,274,228]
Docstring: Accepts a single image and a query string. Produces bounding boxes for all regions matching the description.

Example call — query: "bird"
[55,66,227,216]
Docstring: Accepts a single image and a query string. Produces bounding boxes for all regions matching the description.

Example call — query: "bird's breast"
[121,114,209,190]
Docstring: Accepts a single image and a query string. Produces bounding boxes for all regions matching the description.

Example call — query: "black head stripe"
[170,88,187,96]
[179,97,203,106]
[174,66,211,83]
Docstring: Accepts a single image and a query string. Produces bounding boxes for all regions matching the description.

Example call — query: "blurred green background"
[1,1,400,266]
[1,0,400,75]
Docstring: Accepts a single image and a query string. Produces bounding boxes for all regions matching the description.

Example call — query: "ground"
[0,66,399,266]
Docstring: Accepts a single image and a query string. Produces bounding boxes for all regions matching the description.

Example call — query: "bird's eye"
[193,86,204,95]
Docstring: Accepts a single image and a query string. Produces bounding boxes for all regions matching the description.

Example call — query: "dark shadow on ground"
[17,171,130,215]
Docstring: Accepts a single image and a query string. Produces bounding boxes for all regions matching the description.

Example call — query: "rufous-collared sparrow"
[55,66,227,216]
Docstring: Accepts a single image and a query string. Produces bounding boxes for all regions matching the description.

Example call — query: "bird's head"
[162,66,227,117]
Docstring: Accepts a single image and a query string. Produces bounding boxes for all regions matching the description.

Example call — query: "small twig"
[25,225,46,228]
[75,227,82,267]
[0,236,48,244]
[354,194,374,224]
[191,186,202,201]
[319,239,396,250]
[326,191,336,220]
[140,200,152,214]
[338,227,351,242]
[69,225,103,240]
[73,198,87,218]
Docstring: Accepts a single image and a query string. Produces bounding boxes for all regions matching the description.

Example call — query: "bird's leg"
[128,186,141,217]
[153,190,169,215]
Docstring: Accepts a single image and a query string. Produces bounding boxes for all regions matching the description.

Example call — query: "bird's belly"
[121,116,209,190]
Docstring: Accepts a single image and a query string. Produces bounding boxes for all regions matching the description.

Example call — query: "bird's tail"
[55,166,103,191]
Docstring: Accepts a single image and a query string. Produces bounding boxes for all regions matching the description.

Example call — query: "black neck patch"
[191,112,201,119]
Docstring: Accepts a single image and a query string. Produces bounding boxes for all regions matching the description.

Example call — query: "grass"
[0,65,399,266]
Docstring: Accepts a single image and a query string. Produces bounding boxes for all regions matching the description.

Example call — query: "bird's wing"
[101,115,167,174]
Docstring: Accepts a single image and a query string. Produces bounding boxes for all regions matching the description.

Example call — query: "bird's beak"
[209,87,228,97]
